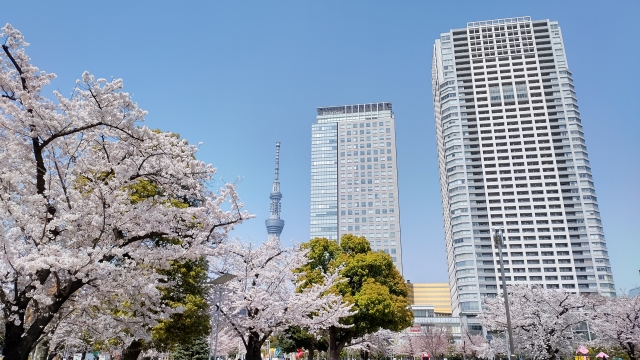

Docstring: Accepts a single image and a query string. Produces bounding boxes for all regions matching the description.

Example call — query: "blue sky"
[4,0,639,291]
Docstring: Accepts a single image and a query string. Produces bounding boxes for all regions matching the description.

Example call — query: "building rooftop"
[467,16,531,28]
[316,102,392,116]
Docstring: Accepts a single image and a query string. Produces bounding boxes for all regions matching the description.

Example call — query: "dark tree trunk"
[245,333,264,360]
[3,278,85,360]
[122,340,143,360]
[626,342,637,360]
[3,321,37,360]
[307,346,315,360]
[360,350,369,360]
[327,326,344,360]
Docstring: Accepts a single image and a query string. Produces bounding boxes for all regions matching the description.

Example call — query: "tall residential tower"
[431,17,615,321]
[310,103,403,272]
[266,142,284,240]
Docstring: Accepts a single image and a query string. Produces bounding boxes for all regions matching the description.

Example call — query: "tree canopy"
[297,235,413,360]
[591,295,640,360]
[480,285,600,360]
[210,238,352,360]
[0,23,248,360]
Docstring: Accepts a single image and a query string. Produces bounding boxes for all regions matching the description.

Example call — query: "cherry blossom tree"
[456,331,505,360]
[391,328,451,360]
[214,324,244,358]
[591,295,640,360]
[0,24,249,360]
[347,329,395,360]
[415,327,452,360]
[43,277,178,354]
[456,331,483,360]
[393,332,421,359]
[480,285,600,360]
[210,238,353,360]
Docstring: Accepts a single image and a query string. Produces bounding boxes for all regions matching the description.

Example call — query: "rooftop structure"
[316,102,393,116]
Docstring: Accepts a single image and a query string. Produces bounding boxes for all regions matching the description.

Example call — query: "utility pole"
[493,228,516,360]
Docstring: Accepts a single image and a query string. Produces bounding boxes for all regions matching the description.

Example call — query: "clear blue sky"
[4,0,639,291]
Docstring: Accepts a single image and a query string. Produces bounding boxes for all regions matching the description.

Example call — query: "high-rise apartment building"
[431,17,615,320]
[311,102,403,272]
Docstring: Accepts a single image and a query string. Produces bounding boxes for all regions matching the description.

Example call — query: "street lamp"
[492,228,516,360]
[208,273,237,360]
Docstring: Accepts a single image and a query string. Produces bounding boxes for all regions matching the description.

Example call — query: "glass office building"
[311,103,403,272]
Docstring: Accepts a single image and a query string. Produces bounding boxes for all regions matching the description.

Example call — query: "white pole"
[214,287,223,360]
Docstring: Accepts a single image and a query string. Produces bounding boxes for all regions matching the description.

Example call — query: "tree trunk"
[327,326,344,360]
[46,342,64,360]
[307,346,315,360]
[626,342,637,360]
[3,322,36,360]
[360,350,369,360]
[3,278,85,360]
[122,340,143,360]
[245,333,264,360]
[33,339,50,360]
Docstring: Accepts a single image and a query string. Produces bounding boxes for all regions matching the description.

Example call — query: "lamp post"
[208,273,237,360]
[492,228,516,360]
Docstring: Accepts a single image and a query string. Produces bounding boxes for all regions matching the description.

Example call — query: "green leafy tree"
[297,235,413,360]
[152,257,211,350]
[172,336,210,360]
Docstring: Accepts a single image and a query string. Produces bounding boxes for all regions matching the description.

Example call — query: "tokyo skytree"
[265,142,284,240]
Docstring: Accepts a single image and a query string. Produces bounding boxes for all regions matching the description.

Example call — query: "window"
[490,86,501,102]
[461,302,479,311]
[516,83,528,99]
[503,85,514,100]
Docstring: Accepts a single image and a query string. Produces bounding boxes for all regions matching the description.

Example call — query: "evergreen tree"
[152,257,212,351]
[172,337,210,360]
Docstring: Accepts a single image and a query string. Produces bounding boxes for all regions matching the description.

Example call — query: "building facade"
[311,103,403,271]
[408,282,452,315]
[407,284,461,339]
[431,17,615,319]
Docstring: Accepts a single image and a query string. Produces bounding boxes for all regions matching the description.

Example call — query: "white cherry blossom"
[210,238,353,360]
[480,285,600,360]
[0,23,249,359]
